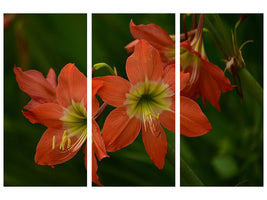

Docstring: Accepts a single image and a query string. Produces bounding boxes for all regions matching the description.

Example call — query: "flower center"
[125,78,173,121]
[52,100,87,151]
[61,100,87,136]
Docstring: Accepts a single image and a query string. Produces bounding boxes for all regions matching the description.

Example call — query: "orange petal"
[35,128,80,166]
[23,103,64,128]
[180,72,190,91]
[203,59,233,93]
[92,79,103,117]
[163,64,175,92]
[46,68,57,89]
[180,96,212,137]
[83,95,87,110]
[57,63,87,107]
[14,66,57,104]
[142,120,167,169]
[198,67,222,111]
[92,151,102,186]
[130,20,175,49]
[24,99,43,110]
[92,96,99,118]
[92,119,108,161]
[125,39,139,53]
[92,78,104,96]
[159,94,175,132]
[102,107,141,152]
[126,40,164,84]
[94,76,130,107]
[159,110,175,133]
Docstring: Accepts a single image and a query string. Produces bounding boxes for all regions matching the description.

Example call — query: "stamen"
[52,136,56,150]
[143,112,161,137]
[59,130,68,151]
[67,138,71,149]
[67,128,87,152]
[145,112,159,122]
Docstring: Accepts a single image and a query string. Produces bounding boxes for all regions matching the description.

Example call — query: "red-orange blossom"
[180,14,233,111]
[95,40,175,169]
[14,64,87,167]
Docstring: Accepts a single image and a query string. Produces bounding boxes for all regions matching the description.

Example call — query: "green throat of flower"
[164,47,175,61]
[125,78,173,122]
[53,100,87,151]
[180,46,203,86]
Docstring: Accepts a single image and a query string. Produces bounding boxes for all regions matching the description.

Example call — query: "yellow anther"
[52,136,56,150]
[145,113,150,122]
[145,112,159,122]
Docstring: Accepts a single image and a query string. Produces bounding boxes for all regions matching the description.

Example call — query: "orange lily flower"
[125,20,175,67]
[92,78,109,186]
[96,40,175,169]
[180,14,233,111]
[14,65,57,110]
[180,72,212,137]
[16,63,87,167]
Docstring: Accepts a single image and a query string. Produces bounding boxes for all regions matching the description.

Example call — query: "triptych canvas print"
[3,13,263,187]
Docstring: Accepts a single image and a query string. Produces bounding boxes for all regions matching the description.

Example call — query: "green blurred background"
[180,14,263,186]
[92,14,175,186]
[4,14,87,186]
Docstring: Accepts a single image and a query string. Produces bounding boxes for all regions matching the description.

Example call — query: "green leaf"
[180,158,204,186]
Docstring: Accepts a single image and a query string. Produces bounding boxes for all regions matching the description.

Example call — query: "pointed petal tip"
[129,19,135,27]
[142,122,167,170]
[57,63,87,107]
[126,39,164,84]
[180,96,212,137]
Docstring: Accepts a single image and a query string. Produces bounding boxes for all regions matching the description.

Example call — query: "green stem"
[238,68,263,106]
[205,15,232,57]
[180,158,204,186]
[93,63,116,76]
[213,14,234,55]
